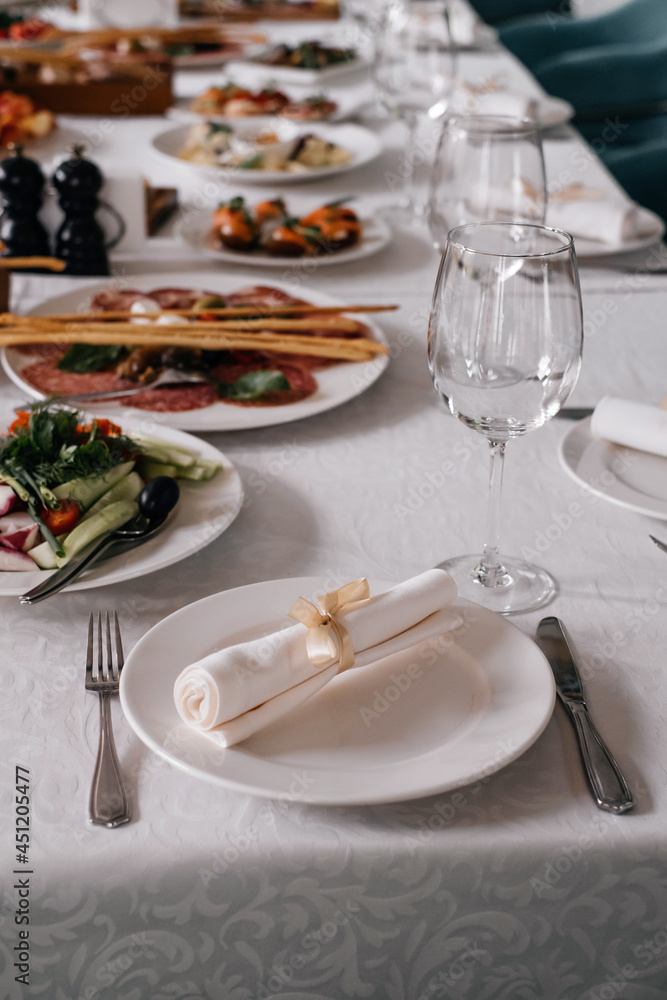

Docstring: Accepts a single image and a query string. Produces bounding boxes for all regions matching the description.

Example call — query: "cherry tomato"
[40,499,80,535]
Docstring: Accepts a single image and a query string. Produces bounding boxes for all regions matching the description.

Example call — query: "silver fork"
[85,612,131,828]
[55,369,212,405]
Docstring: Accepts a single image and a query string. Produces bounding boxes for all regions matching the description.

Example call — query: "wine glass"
[373,0,457,223]
[428,222,583,614]
[427,114,547,249]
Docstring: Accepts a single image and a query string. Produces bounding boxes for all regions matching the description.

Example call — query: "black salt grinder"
[52,145,110,276]
[0,144,51,267]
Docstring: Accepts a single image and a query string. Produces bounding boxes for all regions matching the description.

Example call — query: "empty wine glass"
[373,0,457,222]
[427,115,547,249]
[428,222,583,614]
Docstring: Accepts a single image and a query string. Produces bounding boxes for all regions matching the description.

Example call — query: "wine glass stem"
[476,438,510,587]
[398,114,421,215]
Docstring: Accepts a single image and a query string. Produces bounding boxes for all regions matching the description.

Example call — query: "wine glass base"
[436,553,556,615]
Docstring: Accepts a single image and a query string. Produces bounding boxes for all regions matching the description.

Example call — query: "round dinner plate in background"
[1,273,390,433]
[176,206,391,268]
[149,120,383,184]
[120,577,556,805]
[0,419,244,597]
[559,416,667,519]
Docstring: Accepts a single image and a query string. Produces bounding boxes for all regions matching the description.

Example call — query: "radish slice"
[0,485,17,517]
[0,546,36,571]
[0,512,39,552]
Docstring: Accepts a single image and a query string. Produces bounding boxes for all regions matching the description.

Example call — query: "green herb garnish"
[57,343,125,374]
[216,370,290,401]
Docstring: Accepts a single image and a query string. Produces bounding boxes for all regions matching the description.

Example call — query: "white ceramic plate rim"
[119,577,556,805]
[175,206,391,267]
[0,418,244,596]
[149,121,383,185]
[559,416,667,519]
[1,272,389,433]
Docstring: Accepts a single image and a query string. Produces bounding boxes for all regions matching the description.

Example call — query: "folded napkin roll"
[174,569,461,748]
[456,88,538,120]
[590,395,667,458]
[547,198,658,246]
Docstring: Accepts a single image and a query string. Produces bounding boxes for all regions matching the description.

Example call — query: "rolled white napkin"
[590,395,667,458]
[455,87,538,120]
[174,569,461,747]
[547,199,658,246]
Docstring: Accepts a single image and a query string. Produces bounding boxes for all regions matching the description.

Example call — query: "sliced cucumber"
[137,459,180,480]
[130,435,196,469]
[53,461,135,509]
[176,459,222,481]
[80,471,143,523]
[56,499,138,567]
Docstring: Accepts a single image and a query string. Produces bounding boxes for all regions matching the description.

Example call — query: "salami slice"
[145,288,220,310]
[21,360,133,396]
[121,383,219,412]
[89,289,149,312]
[224,285,307,309]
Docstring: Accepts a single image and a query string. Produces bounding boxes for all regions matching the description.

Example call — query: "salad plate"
[149,120,382,185]
[1,273,389,433]
[120,577,556,805]
[176,205,391,268]
[0,416,244,596]
[559,417,667,519]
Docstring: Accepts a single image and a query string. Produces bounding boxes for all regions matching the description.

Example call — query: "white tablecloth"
[1,9,667,999]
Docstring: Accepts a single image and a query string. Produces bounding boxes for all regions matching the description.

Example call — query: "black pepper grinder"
[0,144,51,268]
[52,145,110,276]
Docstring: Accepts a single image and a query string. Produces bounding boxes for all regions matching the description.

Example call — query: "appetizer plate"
[559,416,667,519]
[176,205,391,268]
[0,419,244,597]
[224,53,367,86]
[120,577,556,805]
[1,272,390,433]
[149,120,382,185]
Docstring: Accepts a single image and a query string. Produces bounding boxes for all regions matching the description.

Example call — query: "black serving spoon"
[19,477,180,605]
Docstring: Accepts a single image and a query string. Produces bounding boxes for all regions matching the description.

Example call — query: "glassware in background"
[427,115,547,250]
[373,0,457,223]
[428,222,583,614]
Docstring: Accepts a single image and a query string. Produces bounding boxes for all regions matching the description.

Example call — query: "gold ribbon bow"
[288,578,370,673]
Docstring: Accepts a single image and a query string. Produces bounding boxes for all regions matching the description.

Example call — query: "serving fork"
[85,612,131,828]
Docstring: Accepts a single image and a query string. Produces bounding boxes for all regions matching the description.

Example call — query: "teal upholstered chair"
[499,0,667,72]
[601,138,667,227]
[468,0,571,27]
[534,37,667,147]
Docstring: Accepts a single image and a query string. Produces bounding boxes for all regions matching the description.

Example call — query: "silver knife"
[536,617,634,814]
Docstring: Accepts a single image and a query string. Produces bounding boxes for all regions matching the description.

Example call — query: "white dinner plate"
[166,95,364,125]
[119,576,556,805]
[224,53,366,87]
[149,120,382,185]
[1,272,389,433]
[176,206,391,268]
[0,418,244,597]
[559,416,667,519]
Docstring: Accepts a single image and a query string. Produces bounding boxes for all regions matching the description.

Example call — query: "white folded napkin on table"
[455,86,539,120]
[590,396,667,458]
[174,569,461,748]
[547,190,658,246]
